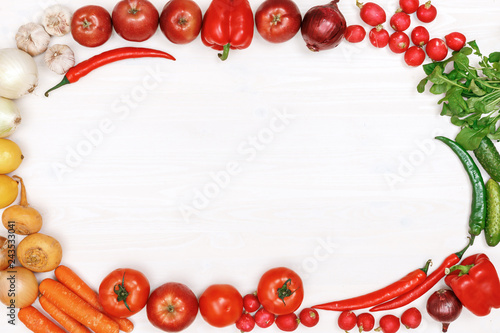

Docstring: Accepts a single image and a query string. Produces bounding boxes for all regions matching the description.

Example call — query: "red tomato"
[146,282,198,332]
[71,5,112,47]
[98,268,150,318]
[255,0,302,43]
[159,0,202,44]
[112,0,159,42]
[257,267,304,316]
[199,284,243,328]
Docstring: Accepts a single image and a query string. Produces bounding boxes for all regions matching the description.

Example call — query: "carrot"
[18,305,67,333]
[39,295,91,333]
[55,265,134,332]
[39,278,119,333]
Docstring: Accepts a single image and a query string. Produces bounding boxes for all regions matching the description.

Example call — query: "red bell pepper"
[444,253,500,316]
[201,0,254,60]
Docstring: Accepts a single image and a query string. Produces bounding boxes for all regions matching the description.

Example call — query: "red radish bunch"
[254,308,275,328]
[404,46,426,66]
[243,293,261,313]
[369,25,390,48]
[390,10,411,31]
[401,307,422,329]
[445,32,467,51]
[377,314,400,333]
[416,1,437,23]
[357,313,375,332]
[411,26,430,46]
[236,313,256,332]
[356,0,386,26]
[299,308,319,327]
[275,313,300,331]
[399,0,419,14]
[389,31,410,53]
[345,25,366,43]
[338,310,357,331]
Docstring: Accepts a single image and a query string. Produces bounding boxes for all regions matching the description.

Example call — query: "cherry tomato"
[257,267,304,316]
[71,5,112,48]
[199,284,243,328]
[98,268,150,318]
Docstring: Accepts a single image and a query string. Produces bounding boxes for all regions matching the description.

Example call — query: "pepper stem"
[45,76,70,97]
[421,259,432,274]
[445,264,475,276]
[455,236,473,259]
[218,43,231,61]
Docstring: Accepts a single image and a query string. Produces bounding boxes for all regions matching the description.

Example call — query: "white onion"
[0,97,21,138]
[0,49,38,99]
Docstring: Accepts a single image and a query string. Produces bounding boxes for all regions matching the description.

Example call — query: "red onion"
[301,0,346,52]
[426,289,463,332]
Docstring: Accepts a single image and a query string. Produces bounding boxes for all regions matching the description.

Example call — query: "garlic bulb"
[44,44,75,75]
[15,23,51,56]
[41,5,72,37]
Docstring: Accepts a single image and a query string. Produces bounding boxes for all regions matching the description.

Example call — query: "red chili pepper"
[312,259,432,312]
[370,240,472,312]
[444,253,500,316]
[200,0,254,61]
[45,47,176,96]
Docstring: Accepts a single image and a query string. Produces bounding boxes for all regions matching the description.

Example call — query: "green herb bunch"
[418,41,500,150]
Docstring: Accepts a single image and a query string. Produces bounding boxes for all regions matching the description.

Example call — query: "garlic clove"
[44,44,75,75]
[15,22,51,57]
[41,4,72,37]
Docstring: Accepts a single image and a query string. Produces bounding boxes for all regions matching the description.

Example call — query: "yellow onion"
[0,266,38,308]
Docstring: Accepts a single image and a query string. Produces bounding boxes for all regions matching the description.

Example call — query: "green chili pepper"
[436,136,486,243]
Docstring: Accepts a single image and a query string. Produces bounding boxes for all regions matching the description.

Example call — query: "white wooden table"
[1,0,500,332]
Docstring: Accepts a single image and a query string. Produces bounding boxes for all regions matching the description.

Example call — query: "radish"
[401,307,422,329]
[404,46,426,67]
[299,308,319,327]
[426,38,448,61]
[356,0,386,26]
[275,313,300,331]
[399,0,419,14]
[345,25,366,43]
[416,1,437,23]
[376,314,400,333]
[357,312,375,332]
[390,10,411,31]
[236,313,256,332]
[445,32,466,51]
[410,26,429,46]
[369,25,390,48]
[254,308,275,328]
[389,31,410,53]
[338,310,357,331]
[243,293,260,313]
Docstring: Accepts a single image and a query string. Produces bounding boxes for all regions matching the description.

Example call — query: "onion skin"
[426,289,462,332]
[0,236,10,270]
[0,266,38,308]
[301,0,346,52]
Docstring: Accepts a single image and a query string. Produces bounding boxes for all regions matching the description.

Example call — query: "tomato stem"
[276,278,297,306]
[114,272,132,312]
